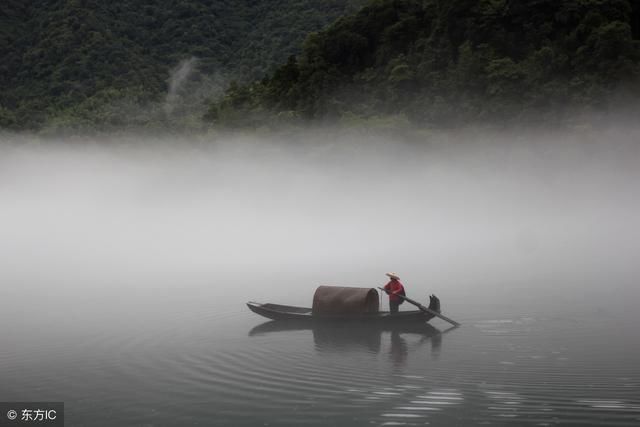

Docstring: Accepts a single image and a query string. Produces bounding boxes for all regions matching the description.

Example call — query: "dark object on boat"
[247,285,441,323]
[312,285,379,315]
[429,294,440,312]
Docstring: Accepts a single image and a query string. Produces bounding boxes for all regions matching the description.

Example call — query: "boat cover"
[312,286,379,315]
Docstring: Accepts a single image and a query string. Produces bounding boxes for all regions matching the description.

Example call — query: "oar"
[377,287,460,327]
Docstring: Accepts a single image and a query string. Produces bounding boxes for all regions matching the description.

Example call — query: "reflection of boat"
[249,320,451,359]
[249,319,442,336]
[247,286,441,323]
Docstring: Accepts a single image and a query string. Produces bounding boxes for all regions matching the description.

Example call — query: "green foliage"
[0,105,17,129]
[0,0,366,131]
[209,0,640,128]
[4,0,640,131]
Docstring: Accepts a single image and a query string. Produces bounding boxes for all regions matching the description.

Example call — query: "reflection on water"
[242,312,640,426]
[249,321,449,365]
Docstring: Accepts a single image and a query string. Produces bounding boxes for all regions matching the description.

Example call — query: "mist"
[164,57,199,116]
[1,126,639,322]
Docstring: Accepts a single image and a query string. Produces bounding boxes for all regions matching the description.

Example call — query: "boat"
[246,302,437,322]
[247,285,442,324]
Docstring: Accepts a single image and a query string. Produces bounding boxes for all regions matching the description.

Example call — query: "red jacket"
[384,279,405,302]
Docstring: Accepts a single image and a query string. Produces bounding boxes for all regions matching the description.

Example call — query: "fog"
[1,126,639,324]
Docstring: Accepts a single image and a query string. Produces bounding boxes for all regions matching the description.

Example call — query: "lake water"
[1,130,639,426]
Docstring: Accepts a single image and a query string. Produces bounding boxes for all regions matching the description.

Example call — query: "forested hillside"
[209,0,640,128]
[0,0,364,131]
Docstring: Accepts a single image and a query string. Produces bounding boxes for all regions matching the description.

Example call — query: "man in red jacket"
[383,272,405,314]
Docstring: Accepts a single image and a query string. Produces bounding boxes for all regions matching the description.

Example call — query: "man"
[383,272,405,314]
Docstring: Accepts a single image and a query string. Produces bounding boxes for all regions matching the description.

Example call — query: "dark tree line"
[208,0,640,128]
[0,0,365,131]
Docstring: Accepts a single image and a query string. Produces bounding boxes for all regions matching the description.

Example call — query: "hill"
[208,0,640,129]
[0,0,365,131]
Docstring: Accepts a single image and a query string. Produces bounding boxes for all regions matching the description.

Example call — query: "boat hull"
[247,302,435,323]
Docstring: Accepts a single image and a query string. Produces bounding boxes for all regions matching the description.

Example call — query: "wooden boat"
[247,285,443,324]
[246,302,436,322]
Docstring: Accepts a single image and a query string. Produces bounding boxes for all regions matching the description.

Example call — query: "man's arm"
[383,281,391,292]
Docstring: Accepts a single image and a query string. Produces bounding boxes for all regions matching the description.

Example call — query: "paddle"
[377,287,460,327]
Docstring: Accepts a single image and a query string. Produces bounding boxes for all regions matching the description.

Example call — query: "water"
[1,130,639,426]
[2,290,639,426]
